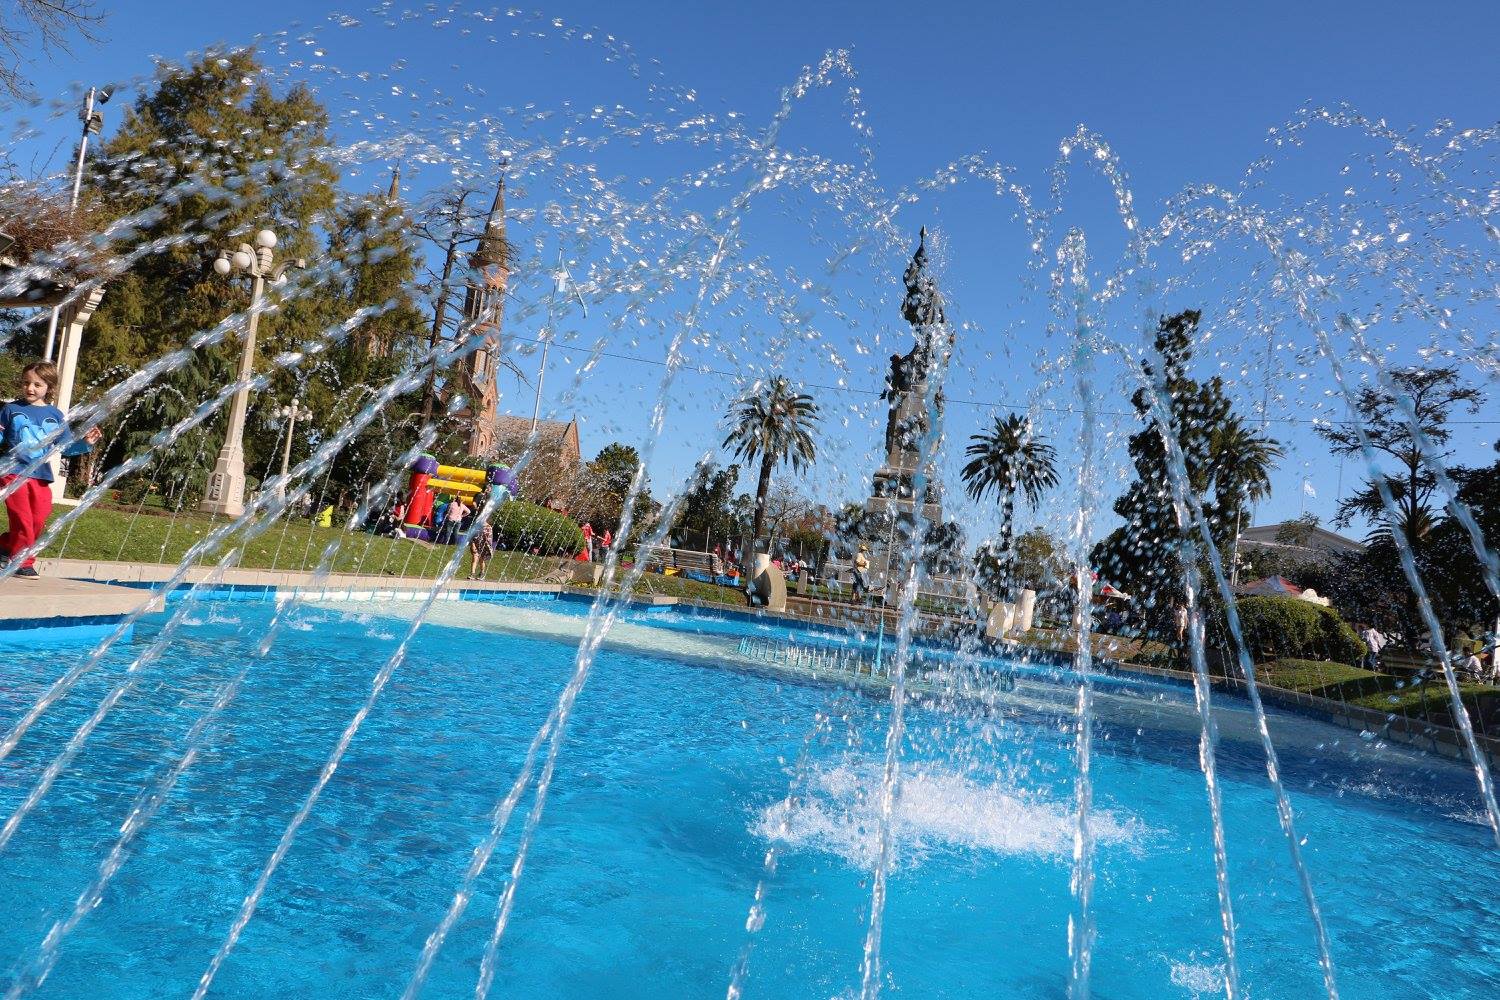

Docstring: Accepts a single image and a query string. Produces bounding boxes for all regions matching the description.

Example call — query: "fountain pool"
[0,596,1493,998]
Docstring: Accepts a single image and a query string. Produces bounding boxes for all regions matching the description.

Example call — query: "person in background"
[1458,646,1486,681]
[581,520,595,561]
[443,494,470,545]
[0,362,101,579]
[1359,624,1387,671]
[468,514,494,580]
[601,527,613,554]
[852,544,871,600]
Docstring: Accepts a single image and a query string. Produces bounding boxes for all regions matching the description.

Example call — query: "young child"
[0,362,101,579]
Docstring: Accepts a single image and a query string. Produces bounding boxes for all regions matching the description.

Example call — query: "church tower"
[458,172,510,457]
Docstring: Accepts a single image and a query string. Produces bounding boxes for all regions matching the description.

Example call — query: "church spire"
[386,163,401,202]
[469,167,509,270]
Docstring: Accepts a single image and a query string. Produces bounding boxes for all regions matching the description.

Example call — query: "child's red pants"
[0,475,52,570]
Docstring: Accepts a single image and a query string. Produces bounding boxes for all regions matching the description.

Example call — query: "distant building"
[491,414,582,468]
[1238,521,1365,567]
[451,174,511,458]
[489,414,583,514]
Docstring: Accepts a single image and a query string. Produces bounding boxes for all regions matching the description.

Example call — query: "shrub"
[1234,596,1367,666]
[490,500,584,556]
[115,475,155,506]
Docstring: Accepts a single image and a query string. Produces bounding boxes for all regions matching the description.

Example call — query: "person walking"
[0,362,101,578]
[468,516,494,580]
[1359,624,1387,671]
[851,544,871,601]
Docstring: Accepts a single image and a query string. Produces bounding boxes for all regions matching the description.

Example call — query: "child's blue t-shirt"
[0,400,93,483]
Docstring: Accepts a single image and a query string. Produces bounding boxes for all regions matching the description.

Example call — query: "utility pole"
[531,246,587,432]
[43,85,110,362]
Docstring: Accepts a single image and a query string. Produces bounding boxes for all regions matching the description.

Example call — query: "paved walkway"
[0,559,569,635]
[35,557,567,595]
[0,574,159,628]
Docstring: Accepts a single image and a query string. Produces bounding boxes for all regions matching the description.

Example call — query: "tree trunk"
[420,235,461,425]
[751,452,773,553]
[1405,463,1422,647]
[1001,488,1016,600]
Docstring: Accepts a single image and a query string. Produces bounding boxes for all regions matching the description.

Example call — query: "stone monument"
[862,229,955,583]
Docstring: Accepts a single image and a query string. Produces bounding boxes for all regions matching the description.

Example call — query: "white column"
[200,272,264,516]
[50,287,106,502]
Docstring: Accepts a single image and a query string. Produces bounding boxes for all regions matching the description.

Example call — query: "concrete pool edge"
[21,557,1498,770]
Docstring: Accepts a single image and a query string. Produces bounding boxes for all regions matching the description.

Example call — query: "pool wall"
[25,557,1500,771]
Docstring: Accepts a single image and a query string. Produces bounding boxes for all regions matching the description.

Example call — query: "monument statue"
[871,227,952,519]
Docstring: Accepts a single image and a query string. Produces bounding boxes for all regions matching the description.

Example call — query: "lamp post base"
[199,446,247,517]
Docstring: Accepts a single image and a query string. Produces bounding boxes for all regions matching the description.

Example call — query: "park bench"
[636,544,725,578]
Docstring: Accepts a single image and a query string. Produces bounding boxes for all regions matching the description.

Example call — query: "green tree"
[1093,311,1283,630]
[960,413,1058,597]
[1425,441,1500,636]
[578,442,657,538]
[722,376,819,548]
[82,50,339,499]
[1316,366,1481,554]
[673,459,741,550]
[301,181,429,499]
[1014,526,1067,594]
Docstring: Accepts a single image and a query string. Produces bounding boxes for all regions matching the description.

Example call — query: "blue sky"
[12,0,1500,546]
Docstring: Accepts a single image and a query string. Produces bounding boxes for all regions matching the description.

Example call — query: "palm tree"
[961,414,1059,594]
[1209,415,1283,527]
[723,377,819,550]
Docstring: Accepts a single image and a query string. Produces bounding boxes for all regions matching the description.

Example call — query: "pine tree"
[298,179,429,500]
[1093,311,1282,630]
[81,49,339,499]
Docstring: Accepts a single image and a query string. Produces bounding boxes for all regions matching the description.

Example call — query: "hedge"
[490,500,584,556]
[1235,596,1367,666]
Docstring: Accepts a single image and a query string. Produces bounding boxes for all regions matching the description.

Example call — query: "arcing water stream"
[0,8,1497,998]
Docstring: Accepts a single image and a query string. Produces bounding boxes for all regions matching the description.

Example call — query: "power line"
[502,332,1500,428]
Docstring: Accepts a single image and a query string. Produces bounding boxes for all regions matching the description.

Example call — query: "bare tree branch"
[0,1,104,102]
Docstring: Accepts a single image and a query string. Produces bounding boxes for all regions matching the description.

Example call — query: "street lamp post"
[200,228,305,516]
[42,84,111,363]
[276,396,314,490]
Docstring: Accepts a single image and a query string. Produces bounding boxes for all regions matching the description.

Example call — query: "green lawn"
[1252,657,1500,727]
[39,503,772,605]
[1258,658,1379,691]
[42,503,568,583]
[1349,680,1500,719]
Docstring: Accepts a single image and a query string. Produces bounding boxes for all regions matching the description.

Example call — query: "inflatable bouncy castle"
[401,455,517,541]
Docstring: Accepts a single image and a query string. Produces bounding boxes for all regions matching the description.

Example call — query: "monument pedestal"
[200,443,247,517]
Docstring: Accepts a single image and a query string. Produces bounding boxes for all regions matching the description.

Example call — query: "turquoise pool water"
[0,595,1495,998]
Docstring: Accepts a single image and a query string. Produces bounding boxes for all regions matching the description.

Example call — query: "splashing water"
[0,7,1494,1000]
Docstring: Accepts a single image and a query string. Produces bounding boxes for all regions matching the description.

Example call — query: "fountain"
[0,9,1495,1000]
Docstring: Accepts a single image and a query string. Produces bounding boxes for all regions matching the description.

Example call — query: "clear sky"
[11,0,1500,546]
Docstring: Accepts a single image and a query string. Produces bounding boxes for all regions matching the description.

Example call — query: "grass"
[1348,680,1500,719]
[1250,657,1500,729]
[42,503,570,583]
[42,503,769,605]
[1258,658,1380,692]
[1006,627,1171,663]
